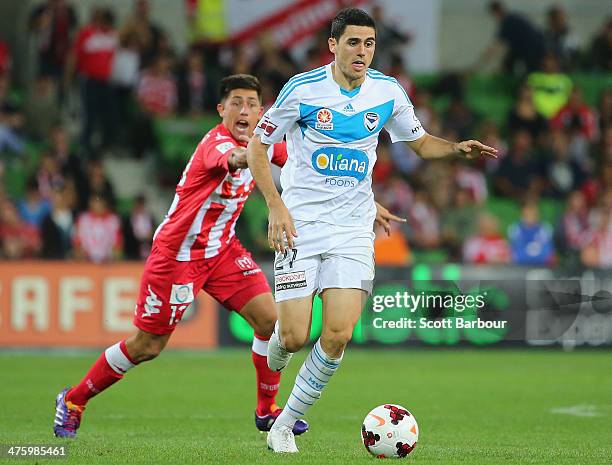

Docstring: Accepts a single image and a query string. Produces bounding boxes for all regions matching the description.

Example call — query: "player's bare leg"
[267,294,314,372]
[54,330,170,438]
[240,293,309,435]
[268,289,364,453]
[266,294,314,453]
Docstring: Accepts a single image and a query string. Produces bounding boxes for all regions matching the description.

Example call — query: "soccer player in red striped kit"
[53,74,307,438]
[53,74,401,439]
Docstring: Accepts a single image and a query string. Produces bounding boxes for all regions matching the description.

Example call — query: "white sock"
[275,338,342,428]
[104,341,135,375]
[252,335,269,356]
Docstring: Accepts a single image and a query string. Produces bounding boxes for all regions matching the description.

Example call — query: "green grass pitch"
[1,349,611,464]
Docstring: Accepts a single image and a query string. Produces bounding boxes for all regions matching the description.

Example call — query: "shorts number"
[274,248,298,271]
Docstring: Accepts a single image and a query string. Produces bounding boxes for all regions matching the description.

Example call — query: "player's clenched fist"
[267,199,298,252]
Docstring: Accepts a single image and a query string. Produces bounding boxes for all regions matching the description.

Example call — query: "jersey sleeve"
[269,141,288,167]
[254,85,300,145]
[384,81,426,143]
[202,139,236,172]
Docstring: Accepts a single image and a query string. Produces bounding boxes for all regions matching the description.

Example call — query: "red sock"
[252,334,281,416]
[66,340,137,406]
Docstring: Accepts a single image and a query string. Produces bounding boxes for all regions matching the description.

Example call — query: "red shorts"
[133,239,271,335]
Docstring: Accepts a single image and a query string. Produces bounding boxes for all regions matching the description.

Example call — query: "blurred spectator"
[544,5,580,70]
[73,193,122,263]
[581,207,612,269]
[544,130,587,197]
[111,29,141,138]
[78,159,116,212]
[46,125,87,198]
[24,74,60,141]
[442,188,479,260]
[527,53,573,119]
[0,73,25,154]
[597,89,612,132]
[478,120,507,173]
[374,222,411,265]
[559,190,591,253]
[251,33,297,95]
[0,40,11,74]
[507,85,548,142]
[453,161,488,204]
[370,4,410,72]
[0,198,41,259]
[408,190,441,249]
[136,54,177,116]
[463,212,510,264]
[119,0,164,67]
[28,0,77,80]
[587,18,612,71]
[177,48,214,115]
[122,194,154,260]
[132,53,176,158]
[66,7,118,155]
[494,130,542,200]
[40,185,74,259]
[479,1,546,74]
[17,177,51,227]
[443,97,477,141]
[551,87,598,142]
[36,152,65,200]
[508,202,555,265]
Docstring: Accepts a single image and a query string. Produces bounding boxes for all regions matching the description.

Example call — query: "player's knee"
[321,328,352,355]
[280,329,309,353]
[251,317,275,339]
[127,332,167,363]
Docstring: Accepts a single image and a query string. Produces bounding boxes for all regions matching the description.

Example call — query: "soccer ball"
[361,404,419,458]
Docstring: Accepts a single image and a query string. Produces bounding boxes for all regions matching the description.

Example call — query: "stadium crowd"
[0,0,610,270]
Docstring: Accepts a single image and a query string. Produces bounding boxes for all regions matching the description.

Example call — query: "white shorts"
[273,220,375,302]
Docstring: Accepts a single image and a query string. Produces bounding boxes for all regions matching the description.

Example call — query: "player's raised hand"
[454,140,498,160]
[374,201,406,236]
[268,199,297,253]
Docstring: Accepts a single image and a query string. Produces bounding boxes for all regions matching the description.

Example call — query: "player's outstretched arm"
[247,135,297,253]
[406,133,498,160]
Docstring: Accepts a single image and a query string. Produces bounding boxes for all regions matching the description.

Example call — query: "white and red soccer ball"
[361,404,419,458]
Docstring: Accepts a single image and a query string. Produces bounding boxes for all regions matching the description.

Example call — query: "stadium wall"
[1,263,610,349]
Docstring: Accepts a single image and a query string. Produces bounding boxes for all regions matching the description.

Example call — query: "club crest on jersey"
[170,282,194,305]
[315,109,333,130]
[364,112,380,132]
[235,255,255,270]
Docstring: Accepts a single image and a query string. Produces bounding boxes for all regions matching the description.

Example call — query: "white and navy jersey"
[254,62,425,228]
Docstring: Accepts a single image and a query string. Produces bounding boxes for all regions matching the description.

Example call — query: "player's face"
[217,89,263,142]
[329,25,376,82]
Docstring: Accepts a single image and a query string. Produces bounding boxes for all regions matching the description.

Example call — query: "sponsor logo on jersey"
[342,103,355,113]
[275,271,307,291]
[257,117,278,137]
[311,147,368,182]
[170,282,194,304]
[411,125,422,134]
[315,108,333,130]
[364,112,380,132]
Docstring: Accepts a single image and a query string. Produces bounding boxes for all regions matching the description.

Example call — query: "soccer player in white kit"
[247,8,497,453]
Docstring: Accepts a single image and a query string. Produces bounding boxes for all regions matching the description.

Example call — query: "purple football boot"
[54,388,84,438]
[255,408,309,435]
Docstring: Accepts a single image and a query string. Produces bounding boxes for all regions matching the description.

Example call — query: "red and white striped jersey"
[153,123,287,261]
